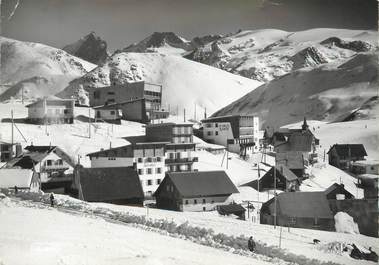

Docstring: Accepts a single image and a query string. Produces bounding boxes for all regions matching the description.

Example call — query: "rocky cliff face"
[63,32,108,65]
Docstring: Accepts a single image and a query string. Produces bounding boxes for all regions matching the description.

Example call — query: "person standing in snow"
[14,186,18,194]
[50,193,55,207]
[248,236,256,252]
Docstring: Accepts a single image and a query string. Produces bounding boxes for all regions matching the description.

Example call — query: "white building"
[26,96,75,124]
[202,115,263,155]
[87,138,167,197]
[0,168,40,192]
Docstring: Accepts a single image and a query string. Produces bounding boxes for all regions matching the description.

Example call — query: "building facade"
[26,96,75,124]
[327,144,367,170]
[201,115,263,155]
[88,81,169,123]
[146,123,198,172]
[351,160,379,175]
[87,141,167,197]
[93,104,122,124]
[0,141,22,163]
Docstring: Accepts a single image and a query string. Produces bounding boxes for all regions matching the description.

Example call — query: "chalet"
[276,152,305,179]
[87,140,166,197]
[324,183,354,200]
[146,123,198,172]
[0,168,40,192]
[0,141,22,163]
[351,160,379,175]
[88,81,169,123]
[154,171,239,212]
[243,165,300,192]
[274,118,319,164]
[75,167,144,206]
[4,145,74,193]
[26,96,75,124]
[201,115,263,155]
[260,192,334,231]
[93,104,122,124]
[327,144,367,170]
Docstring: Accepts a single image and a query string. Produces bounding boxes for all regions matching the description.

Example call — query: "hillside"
[213,52,378,129]
[185,28,377,82]
[0,36,97,100]
[59,52,262,115]
[63,32,108,65]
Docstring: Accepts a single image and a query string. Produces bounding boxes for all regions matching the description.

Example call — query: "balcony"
[42,164,70,172]
[165,157,198,164]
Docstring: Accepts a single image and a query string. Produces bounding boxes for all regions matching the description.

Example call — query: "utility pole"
[257,163,260,203]
[274,163,277,229]
[194,103,196,121]
[226,143,229,169]
[21,87,24,105]
[88,108,91,138]
[183,108,186,122]
[11,111,14,156]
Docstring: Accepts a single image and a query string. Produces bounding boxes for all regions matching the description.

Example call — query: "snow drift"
[334,212,360,234]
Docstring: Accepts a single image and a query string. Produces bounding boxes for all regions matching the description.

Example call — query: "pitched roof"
[79,167,144,202]
[327,144,367,157]
[25,96,74,107]
[24,145,57,153]
[217,203,246,215]
[86,145,131,157]
[123,135,169,146]
[160,171,239,198]
[276,152,304,169]
[324,183,354,198]
[24,145,75,167]
[273,192,333,218]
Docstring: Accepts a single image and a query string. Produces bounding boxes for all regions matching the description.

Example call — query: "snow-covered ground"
[2,193,378,265]
[0,197,273,265]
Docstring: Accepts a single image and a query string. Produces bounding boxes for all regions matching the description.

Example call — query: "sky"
[1,0,378,51]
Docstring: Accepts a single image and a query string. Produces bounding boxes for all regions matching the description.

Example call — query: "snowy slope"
[213,52,378,129]
[0,36,97,100]
[0,198,272,265]
[59,52,262,115]
[186,28,377,82]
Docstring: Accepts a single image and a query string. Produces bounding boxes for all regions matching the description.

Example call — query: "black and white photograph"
[0,0,378,264]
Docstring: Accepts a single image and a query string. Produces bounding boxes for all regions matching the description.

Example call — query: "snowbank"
[334,212,360,235]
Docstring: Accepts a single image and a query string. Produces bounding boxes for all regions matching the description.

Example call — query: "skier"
[50,193,55,207]
[14,185,18,194]
[248,236,256,252]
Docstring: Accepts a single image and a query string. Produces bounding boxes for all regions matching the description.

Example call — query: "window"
[46,160,52,166]
[185,200,188,205]
[203,207,206,211]
[110,111,115,115]
[157,179,161,185]
[166,185,170,191]
[202,199,206,204]
[147,168,152,174]
[94,91,101,99]
[147,180,152,186]
[215,123,218,127]
[137,157,143,163]
[157,157,162,162]
[107,91,115,95]
[108,157,116,160]
[107,99,115,104]
[156,168,162,174]
[194,199,197,204]
[215,131,219,136]
[147,157,153,162]
[138,169,143,175]
[57,159,63,165]
[64,109,69,114]
[205,123,212,128]
[207,131,212,136]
